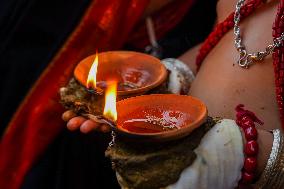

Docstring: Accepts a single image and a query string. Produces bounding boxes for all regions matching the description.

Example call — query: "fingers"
[80,119,100,133]
[62,110,77,122]
[67,117,86,131]
[64,110,111,133]
[80,120,111,133]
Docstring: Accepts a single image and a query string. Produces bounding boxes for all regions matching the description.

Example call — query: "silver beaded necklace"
[234,0,284,68]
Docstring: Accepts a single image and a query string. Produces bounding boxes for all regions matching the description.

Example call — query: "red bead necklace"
[195,0,284,129]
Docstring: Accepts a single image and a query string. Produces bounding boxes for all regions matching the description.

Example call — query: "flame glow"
[103,81,117,121]
[87,52,99,89]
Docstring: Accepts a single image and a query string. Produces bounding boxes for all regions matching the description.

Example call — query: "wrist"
[255,129,273,179]
[255,129,284,188]
[240,129,273,179]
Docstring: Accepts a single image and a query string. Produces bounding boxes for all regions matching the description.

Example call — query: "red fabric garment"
[0,1,150,189]
[0,1,195,189]
[195,0,284,128]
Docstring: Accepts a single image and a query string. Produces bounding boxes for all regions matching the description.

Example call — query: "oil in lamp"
[84,82,207,143]
[107,93,208,142]
[60,51,167,117]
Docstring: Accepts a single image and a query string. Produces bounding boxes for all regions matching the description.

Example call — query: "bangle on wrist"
[161,58,195,94]
[255,129,284,189]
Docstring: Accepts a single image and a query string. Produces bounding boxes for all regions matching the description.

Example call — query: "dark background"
[0,0,90,135]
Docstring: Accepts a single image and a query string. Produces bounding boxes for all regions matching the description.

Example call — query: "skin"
[64,0,279,181]
[181,0,278,177]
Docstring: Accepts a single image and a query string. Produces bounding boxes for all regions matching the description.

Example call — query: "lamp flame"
[103,81,117,121]
[87,52,99,89]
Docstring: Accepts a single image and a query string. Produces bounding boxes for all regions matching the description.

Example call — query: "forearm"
[250,129,273,179]
[238,128,273,177]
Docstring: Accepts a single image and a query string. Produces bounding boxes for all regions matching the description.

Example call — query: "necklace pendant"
[238,54,252,69]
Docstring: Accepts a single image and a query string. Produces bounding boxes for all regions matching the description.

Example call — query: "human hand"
[62,110,111,133]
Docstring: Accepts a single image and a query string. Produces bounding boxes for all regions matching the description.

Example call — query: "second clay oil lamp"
[103,92,208,143]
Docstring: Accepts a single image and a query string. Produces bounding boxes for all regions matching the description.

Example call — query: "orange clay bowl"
[114,94,208,142]
[74,51,167,96]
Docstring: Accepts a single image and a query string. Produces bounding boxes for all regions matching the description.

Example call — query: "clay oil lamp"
[60,51,167,117]
[104,93,210,189]
[103,92,208,143]
[74,51,167,96]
